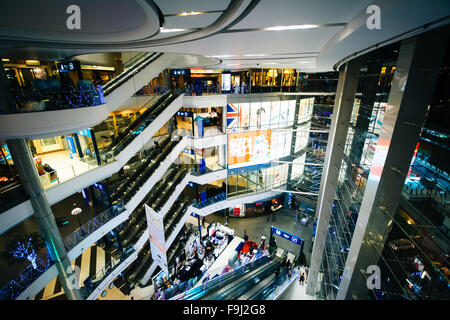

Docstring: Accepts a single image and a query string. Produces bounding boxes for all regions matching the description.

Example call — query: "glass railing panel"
[0,182,29,213]
[2,84,106,115]
[0,252,55,300]
[79,246,135,299]
[63,201,125,252]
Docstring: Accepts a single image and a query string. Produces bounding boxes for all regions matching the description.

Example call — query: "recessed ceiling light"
[262,62,277,65]
[264,24,319,31]
[297,61,311,64]
[243,54,268,57]
[212,55,236,58]
[177,11,204,16]
[160,27,187,33]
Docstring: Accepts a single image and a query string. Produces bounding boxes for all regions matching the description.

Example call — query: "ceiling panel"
[164,12,222,29]
[155,26,342,57]
[228,0,373,30]
[155,0,228,15]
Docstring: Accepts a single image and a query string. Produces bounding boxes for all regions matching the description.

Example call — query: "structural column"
[7,138,83,300]
[336,26,449,300]
[306,58,361,296]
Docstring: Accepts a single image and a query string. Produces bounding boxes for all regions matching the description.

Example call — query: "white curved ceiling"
[1,0,449,72]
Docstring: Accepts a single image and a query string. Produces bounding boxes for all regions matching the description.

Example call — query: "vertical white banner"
[145,204,168,275]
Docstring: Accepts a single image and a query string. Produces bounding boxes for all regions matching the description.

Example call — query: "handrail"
[103,52,163,96]
[63,202,125,251]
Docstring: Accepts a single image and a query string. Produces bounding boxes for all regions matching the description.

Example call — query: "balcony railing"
[2,84,105,114]
[0,254,54,300]
[63,202,125,251]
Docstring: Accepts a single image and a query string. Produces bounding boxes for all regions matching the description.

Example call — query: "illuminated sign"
[222,73,231,91]
[228,130,271,169]
[271,226,303,245]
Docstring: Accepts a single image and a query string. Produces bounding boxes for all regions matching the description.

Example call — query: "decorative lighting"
[25,60,40,65]
[264,24,320,31]
[1,58,10,62]
[160,27,187,33]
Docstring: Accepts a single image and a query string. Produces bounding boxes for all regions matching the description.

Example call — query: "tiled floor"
[33,244,119,300]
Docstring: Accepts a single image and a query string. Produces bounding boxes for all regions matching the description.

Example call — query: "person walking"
[299,273,305,285]
[243,229,248,243]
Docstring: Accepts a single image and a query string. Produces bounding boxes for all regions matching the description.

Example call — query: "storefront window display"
[227,163,289,198]
[226,99,296,133]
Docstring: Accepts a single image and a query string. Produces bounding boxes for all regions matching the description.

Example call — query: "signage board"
[271,226,303,245]
[145,204,168,275]
[222,73,231,91]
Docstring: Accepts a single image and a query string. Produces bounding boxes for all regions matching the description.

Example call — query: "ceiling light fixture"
[264,24,319,31]
[262,62,277,65]
[243,54,268,57]
[160,27,187,33]
[212,55,237,58]
[177,11,204,16]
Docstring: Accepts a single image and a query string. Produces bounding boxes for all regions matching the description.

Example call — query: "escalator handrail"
[103,52,162,95]
[207,259,281,300]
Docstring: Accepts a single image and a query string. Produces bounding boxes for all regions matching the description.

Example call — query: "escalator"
[173,255,272,300]
[102,52,163,97]
[101,90,179,158]
[109,134,182,205]
[202,257,281,300]
[238,269,288,300]
[150,166,189,212]
[163,199,190,241]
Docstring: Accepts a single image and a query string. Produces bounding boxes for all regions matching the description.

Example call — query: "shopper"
[243,230,248,243]
[299,273,305,285]
[201,216,206,227]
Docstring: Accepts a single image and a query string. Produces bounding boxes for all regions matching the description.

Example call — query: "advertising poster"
[270,101,280,128]
[228,130,271,169]
[145,204,168,275]
[279,101,288,126]
[239,102,250,129]
[287,100,296,125]
[259,102,271,129]
[0,144,12,163]
[249,103,259,128]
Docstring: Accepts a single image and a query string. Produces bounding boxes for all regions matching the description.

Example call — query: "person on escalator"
[154,140,160,151]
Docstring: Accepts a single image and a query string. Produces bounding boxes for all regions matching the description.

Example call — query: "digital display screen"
[228,130,271,169]
[222,73,231,91]
[57,62,75,72]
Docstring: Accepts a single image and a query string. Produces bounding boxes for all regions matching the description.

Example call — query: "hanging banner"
[145,204,168,275]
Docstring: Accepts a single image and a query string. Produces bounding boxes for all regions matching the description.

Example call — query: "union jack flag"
[227,103,239,132]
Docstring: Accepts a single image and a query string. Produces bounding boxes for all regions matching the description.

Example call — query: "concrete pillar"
[306,58,362,296]
[7,138,83,300]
